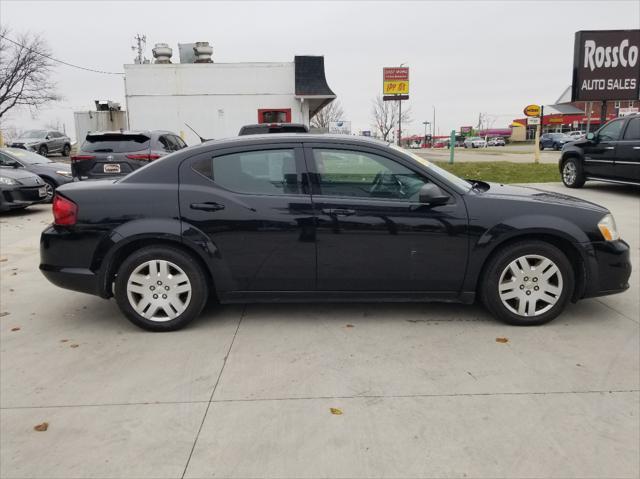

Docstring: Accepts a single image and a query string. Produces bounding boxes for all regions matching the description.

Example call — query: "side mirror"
[586,132,596,141]
[419,183,449,206]
[10,161,21,169]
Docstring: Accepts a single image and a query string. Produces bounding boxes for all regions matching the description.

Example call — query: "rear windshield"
[82,134,150,153]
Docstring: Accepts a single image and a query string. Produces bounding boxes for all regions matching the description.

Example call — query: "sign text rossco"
[572,30,640,101]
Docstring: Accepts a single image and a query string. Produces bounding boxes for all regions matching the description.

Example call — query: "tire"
[114,246,209,332]
[561,157,585,188]
[539,143,544,150]
[62,144,71,157]
[42,178,56,203]
[480,241,574,326]
[38,145,48,157]
[553,143,561,151]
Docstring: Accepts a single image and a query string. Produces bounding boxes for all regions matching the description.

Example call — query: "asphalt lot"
[1,182,638,478]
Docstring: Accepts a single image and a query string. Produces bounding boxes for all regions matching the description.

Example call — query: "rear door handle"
[190,202,225,212]
[322,208,356,216]
[604,146,615,150]
[633,147,640,150]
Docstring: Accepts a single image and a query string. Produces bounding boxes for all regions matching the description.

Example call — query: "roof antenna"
[184,122,208,143]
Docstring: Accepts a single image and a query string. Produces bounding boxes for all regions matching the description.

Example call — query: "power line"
[0,34,124,75]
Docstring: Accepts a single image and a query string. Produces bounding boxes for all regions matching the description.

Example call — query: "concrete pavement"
[1,182,638,478]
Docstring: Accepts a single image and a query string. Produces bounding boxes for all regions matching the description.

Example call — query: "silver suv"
[9,129,72,157]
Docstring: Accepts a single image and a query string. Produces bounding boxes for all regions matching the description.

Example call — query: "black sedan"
[40,134,631,331]
[540,133,572,151]
[0,166,48,212]
[0,148,73,202]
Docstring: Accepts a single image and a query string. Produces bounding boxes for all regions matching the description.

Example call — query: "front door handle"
[604,146,615,150]
[322,208,356,216]
[190,202,225,212]
[633,146,640,150]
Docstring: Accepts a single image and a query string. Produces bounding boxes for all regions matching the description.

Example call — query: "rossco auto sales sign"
[571,30,640,101]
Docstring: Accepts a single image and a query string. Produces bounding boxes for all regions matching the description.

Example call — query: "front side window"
[313,149,427,201]
[194,149,301,195]
[598,120,625,141]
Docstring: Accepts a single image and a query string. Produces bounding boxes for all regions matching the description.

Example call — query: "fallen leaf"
[495,337,509,343]
[70,344,79,348]
[11,327,20,332]
[0,312,9,318]
[330,408,343,415]
[60,339,69,343]
[0,257,7,262]
[345,324,354,328]
[33,422,48,432]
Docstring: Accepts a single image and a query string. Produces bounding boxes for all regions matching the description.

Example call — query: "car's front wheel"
[114,246,209,331]
[38,145,48,157]
[561,157,585,188]
[42,178,56,203]
[62,144,71,157]
[481,241,574,326]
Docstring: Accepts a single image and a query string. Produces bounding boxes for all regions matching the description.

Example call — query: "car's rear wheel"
[38,145,48,157]
[481,241,574,326]
[561,157,585,188]
[114,246,208,331]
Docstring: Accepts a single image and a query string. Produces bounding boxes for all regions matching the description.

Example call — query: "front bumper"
[0,185,46,211]
[583,239,632,298]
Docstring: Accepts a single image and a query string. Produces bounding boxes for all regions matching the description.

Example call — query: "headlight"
[598,213,620,241]
[55,170,72,178]
[0,176,19,185]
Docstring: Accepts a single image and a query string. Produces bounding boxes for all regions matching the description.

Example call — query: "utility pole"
[132,34,147,64]
[398,99,402,146]
[432,106,436,148]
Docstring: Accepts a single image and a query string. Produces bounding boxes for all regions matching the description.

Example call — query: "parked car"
[9,129,71,157]
[41,134,630,331]
[0,165,47,212]
[487,137,506,147]
[567,130,586,141]
[540,133,572,150]
[560,114,640,188]
[463,137,487,148]
[238,123,309,135]
[0,148,72,202]
[72,130,187,180]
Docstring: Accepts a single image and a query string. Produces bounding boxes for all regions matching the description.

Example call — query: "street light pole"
[432,106,436,148]
[422,121,429,147]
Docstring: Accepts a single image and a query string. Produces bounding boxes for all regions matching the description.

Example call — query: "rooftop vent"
[152,43,173,63]
[193,42,213,63]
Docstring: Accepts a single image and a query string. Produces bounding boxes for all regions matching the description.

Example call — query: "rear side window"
[82,134,150,153]
[623,118,640,140]
[193,149,301,195]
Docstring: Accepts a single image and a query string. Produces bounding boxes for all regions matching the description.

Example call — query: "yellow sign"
[523,104,541,117]
[383,80,410,95]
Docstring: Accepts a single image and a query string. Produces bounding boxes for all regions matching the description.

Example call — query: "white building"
[124,45,335,145]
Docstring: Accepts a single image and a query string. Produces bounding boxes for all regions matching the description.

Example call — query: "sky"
[1,0,638,140]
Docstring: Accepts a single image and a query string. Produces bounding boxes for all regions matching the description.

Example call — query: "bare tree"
[310,100,345,129]
[371,96,411,142]
[0,28,59,119]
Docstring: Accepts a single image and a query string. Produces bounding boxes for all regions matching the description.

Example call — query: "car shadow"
[582,182,640,196]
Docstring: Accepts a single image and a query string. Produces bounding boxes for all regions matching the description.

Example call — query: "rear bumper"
[40,265,100,296]
[583,240,632,298]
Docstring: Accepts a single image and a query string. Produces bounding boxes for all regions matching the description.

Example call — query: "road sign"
[383,67,409,95]
[527,116,541,125]
[383,95,409,101]
[524,104,541,117]
[329,121,351,134]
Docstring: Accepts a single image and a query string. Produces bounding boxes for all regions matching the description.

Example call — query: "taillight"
[71,155,96,161]
[52,194,78,226]
[125,154,161,160]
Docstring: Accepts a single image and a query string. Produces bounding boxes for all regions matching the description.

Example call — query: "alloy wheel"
[126,259,192,322]
[498,254,563,317]
[563,161,577,185]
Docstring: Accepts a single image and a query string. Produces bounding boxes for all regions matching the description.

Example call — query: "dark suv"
[560,114,640,188]
[72,130,187,180]
[540,133,572,151]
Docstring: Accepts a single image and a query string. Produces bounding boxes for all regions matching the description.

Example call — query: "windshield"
[3,148,52,164]
[390,145,472,192]
[22,130,47,139]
